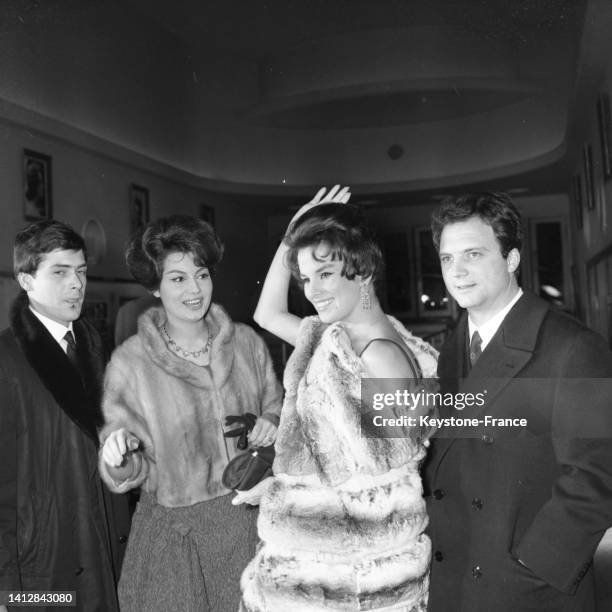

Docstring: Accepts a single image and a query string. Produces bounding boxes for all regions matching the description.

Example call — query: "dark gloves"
[224,413,258,450]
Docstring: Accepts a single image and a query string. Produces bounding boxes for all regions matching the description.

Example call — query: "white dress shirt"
[468,288,523,351]
[29,306,75,355]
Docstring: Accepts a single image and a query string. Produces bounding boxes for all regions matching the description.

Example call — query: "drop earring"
[360,283,371,310]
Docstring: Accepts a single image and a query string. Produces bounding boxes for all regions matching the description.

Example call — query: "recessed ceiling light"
[387,144,404,160]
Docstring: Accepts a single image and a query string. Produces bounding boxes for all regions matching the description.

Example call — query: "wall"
[570,51,612,336]
[0,105,272,329]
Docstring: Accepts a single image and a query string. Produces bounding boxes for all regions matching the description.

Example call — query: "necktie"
[469,331,482,366]
[63,330,79,370]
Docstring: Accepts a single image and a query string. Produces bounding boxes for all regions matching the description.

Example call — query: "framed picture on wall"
[597,93,612,180]
[23,149,52,221]
[196,203,215,227]
[583,144,597,211]
[129,184,149,234]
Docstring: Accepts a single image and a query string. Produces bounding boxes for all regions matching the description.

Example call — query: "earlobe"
[507,249,520,273]
[17,273,32,292]
[152,289,160,298]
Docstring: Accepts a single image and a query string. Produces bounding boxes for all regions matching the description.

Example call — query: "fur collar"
[136,302,237,388]
[9,291,105,443]
[285,315,439,396]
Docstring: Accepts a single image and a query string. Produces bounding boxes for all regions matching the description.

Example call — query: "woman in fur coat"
[238,186,438,611]
[98,215,283,612]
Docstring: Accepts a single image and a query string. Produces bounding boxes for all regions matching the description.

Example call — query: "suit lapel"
[458,332,532,416]
[10,292,103,443]
[431,292,549,471]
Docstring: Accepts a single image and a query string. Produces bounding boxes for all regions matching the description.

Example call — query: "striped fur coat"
[241,316,438,612]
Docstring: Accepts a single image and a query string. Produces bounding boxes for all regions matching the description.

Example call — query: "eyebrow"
[300,263,335,277]
[50,263,87,270]
[164,267,209,275]
[439,246,490,255]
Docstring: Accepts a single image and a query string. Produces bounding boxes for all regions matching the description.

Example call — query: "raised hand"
[254,184,351,347]
[309,184,351,205]
[289,184,351,228]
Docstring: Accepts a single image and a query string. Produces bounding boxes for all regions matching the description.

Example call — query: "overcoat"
[423,291,612,612]
[0,292,127,611]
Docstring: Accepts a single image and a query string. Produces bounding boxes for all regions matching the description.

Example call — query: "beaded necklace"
[161,323,213,359]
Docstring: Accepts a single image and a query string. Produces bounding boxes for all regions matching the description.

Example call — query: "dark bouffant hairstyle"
[285,203,384,289]
[14,219,86,277]
[431,192,523,258]
[126,215,224,290]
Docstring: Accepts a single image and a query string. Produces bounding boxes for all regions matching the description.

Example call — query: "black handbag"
[221,445,275,491]
[222,412,275,491]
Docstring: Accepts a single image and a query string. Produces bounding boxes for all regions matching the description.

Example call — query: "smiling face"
[297,242,363,324]
[439,216,520,325]
[153,251,213,327]
[18,248,87,326]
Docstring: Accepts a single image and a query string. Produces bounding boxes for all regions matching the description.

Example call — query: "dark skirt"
[118,492,258,612]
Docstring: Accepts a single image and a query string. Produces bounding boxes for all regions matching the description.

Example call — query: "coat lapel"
[10,291,103,443]
[431,292,549,470]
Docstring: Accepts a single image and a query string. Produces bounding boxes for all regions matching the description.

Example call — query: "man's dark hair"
[126,215,224,291]
[14,219,86,277]
[431,192,523,257]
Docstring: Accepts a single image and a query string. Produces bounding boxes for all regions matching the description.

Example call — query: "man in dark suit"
[0,220,129,611]
[423,193,612,611]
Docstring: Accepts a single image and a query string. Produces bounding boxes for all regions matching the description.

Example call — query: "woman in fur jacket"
[238,186,438,611]
[98,215,283,612]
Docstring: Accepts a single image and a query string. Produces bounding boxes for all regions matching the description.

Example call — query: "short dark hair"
[431,192,523,257]
[14,220,86,277]
[285,203,384,290]
[126,215,224,290]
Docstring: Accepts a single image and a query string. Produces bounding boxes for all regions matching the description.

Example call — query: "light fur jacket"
[98,304,283,507]
[241,315,438,612]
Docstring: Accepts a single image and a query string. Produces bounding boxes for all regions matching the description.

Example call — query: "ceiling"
[116,1,611,200]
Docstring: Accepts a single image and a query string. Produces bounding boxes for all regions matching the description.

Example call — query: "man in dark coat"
[423,193,612,611]
[0,220,128,611]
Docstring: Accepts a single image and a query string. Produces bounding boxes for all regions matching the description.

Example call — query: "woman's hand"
[102,428,141,467]
[287,184,351,231]
[253,184,350,346]
[231,476,273,506]
[248,417,278,447]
